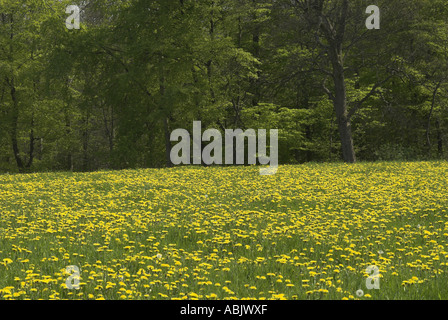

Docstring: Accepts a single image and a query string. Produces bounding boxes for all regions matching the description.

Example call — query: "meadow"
[1,162,448,300]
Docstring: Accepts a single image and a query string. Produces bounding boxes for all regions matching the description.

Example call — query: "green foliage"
[1,0,448,172]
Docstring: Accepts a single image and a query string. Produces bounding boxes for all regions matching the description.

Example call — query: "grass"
[1,161,448,300]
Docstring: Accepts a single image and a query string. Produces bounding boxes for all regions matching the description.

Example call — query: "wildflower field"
[1,162,448,300]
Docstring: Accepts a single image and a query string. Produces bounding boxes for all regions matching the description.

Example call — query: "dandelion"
[1,162,447,300]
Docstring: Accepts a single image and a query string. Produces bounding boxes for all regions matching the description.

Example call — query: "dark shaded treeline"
[1,0,448,173]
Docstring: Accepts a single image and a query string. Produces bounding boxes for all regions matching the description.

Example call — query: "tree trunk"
[251,0,261,107]
[164,117,173,168]
[332,56,356,163]
[82,114,89,172]
[26,111,35,168]
[436,117,443,157]
[336,109,356,163]
[65,108,73,171]
[159,76,173,168]
[316,0,356,163]
[9,80,25,172]
[426,80,443,158]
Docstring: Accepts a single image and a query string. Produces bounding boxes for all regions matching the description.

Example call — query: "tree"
[287,0,421,163]
[0,0,59,172]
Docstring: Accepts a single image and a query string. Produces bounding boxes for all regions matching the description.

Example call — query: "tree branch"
[322,76,335,102]
[348,74,394,119]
